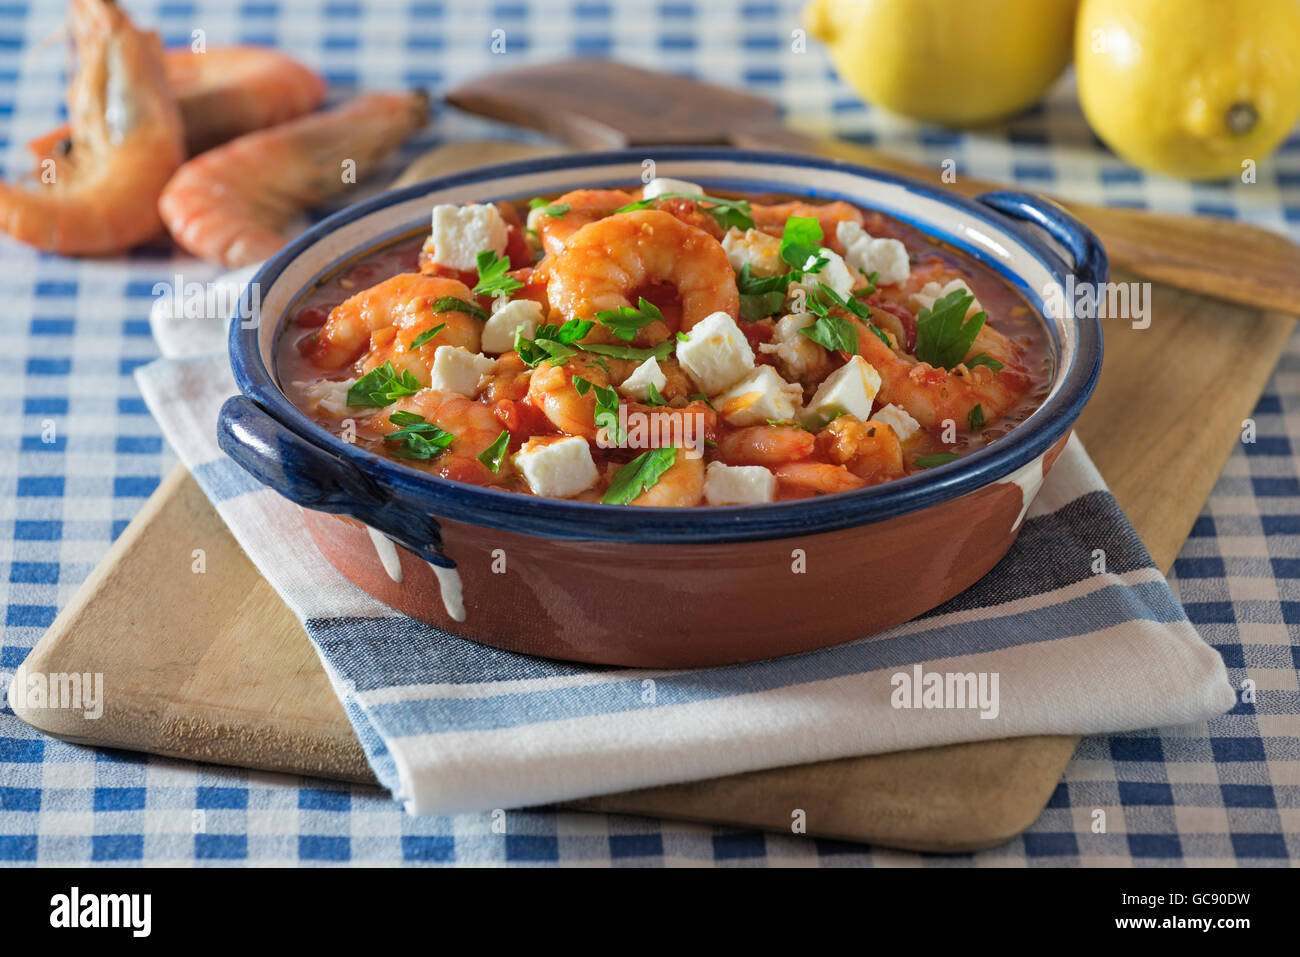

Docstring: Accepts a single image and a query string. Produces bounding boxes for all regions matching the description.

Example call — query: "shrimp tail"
[158,91,430,267]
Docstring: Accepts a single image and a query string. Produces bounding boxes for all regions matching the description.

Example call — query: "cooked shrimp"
[375,389,509,485]
[165,47,327,154]
[0,0,185,255]
[817,416,906,485]
[308,273,481,372]
[772,461,868,495]
[544,209,739,338]
[158,91,428,267]
[717,424,814,466]
[751,200,863,239]
[853,315,1031,429]
[480,350,532,403]
[630,450,704,507]
[526,353,611,438]
[533,189,635,256]
[28,46,325,163]
[620,399,719,450]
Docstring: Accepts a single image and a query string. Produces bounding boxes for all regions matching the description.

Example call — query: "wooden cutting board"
[13,141,1295,853]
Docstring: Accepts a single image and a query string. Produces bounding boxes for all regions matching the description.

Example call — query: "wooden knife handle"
[734,128,1300,317]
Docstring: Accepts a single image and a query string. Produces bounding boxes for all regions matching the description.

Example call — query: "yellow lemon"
[804,0,1079,126]
[1076,0,1300,180]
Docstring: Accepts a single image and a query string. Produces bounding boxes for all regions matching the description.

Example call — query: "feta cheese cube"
[481,298,543,354]
[836,221,911,287]
[714,365,803,426]
[870,403,921,443]
[428,203,508,272]
[513,436,598,498]
[758,312,823,383]
[676,311,755,395]
[722,227,787,277]
[802,355,881,428]
[618,356,668,402]
[704,461,776,505]
[912,278,982,317]
[813,248,856,298]
[427,346,496,397]
[642,177,704,200]
[294,378,356,417]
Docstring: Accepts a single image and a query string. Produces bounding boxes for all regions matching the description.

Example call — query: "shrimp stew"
[278,180,1052,507]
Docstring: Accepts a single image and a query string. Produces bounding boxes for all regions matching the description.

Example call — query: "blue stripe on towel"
[310,578,1185,738]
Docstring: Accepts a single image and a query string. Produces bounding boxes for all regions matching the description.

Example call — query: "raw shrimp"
[308,273,482,372]
[533,189,635,256]
[751,200,863,239]
[717,424,814,466]
[376,389,509,485]
[630,451,704,507]
[158,91,428,267]
[0,0,185,255]
[526,353,612,438]
[544,209,739,337]
[852,314,1031,430]
[29,46,326,163]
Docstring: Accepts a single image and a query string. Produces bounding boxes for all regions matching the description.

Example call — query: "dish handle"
[975,190,1110,288]
[216,395,452,566]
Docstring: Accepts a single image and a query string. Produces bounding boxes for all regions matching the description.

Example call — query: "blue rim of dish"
[228,146,1104,544]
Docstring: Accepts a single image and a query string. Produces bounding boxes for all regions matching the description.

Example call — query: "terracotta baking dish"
[218,148,1105,667]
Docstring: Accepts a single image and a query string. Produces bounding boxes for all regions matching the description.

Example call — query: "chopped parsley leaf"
[602,447,678,504]
[346,361,422,408]
[582,339,676,362]
[384,411,454,460]
[574,376,623,443]
[472,249,523,298]
[408,323,446,351]
[966,353,1004,372]
[477,430,511,472]
[645,382,667,407]
[967,404,985,431]
[594,297,664,341]
[736,262,795,323]
[431,295,488,320]
[515,319,595,367]
[780,216,828,274]
[798,312,859,355]
[914,289,986,370]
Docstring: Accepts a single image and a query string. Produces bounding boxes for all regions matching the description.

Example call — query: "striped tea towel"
[137,293,1235,814]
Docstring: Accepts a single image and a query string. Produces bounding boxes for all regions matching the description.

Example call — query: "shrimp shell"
[158,91,428,267]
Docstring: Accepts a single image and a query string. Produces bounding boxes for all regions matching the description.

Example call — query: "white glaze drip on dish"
[1001,454,1046,532]
[365,525,404,582]
[365,526,466,622]
[430,563,466,621]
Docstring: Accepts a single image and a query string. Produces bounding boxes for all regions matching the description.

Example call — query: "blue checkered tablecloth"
[1,0,1297,867]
